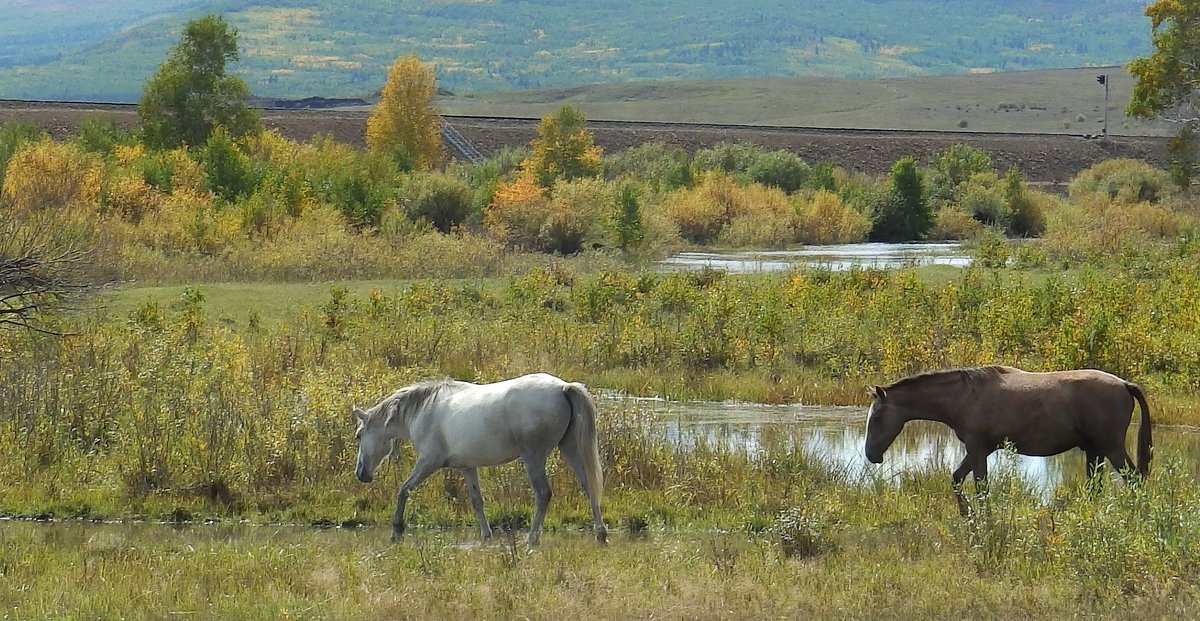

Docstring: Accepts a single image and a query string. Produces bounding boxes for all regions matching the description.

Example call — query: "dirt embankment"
[0,100,1169,184]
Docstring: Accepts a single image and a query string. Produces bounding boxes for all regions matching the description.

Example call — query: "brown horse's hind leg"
[1103,446,1136,479]
[952,457,973,517]
[1085,450,1105,487]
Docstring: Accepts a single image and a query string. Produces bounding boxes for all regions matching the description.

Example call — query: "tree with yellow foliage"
[524,105,602,188]
[366,55,444,170]
[1128,0,1200,185]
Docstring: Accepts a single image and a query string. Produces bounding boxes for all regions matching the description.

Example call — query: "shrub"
[869,156,932,241]
[0,120,43,188]
[1,138,102,213]
[929,204,983,240]
[397,172,473,233]
[746,149,810,194]
[543,177,610,254]
[102,172,164,223]
[483,173,613,253]
[1068,159,1175,204]
[969,227,1010,268]
[199,127,259,202]
[138,149,177,193]
[926,143,995,207]
[71,115,135,156]
[1004,169,1045,237]
[693,142,762,175]
[604,142,691,188]
[524,105,602,188]
[772,506,832,559]
[957,172,1008,228]
[719,184,798,247]
[613,185,645,250]
[323,173,394,228]
[452,146,530,219]
[796,189,871,244]
[661,173,739,244]
[485,172,552,249]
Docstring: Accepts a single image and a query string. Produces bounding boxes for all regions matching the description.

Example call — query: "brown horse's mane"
[886,365,1014,391]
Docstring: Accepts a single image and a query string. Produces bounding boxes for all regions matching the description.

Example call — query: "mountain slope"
[0,0,1152,102]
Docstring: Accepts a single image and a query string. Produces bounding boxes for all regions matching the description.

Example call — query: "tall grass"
[3,261,1200,521]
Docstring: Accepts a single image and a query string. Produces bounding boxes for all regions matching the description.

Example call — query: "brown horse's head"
[864,385,906,464]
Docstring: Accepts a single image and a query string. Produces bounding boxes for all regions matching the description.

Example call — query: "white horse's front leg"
[393,457,442,542]
[460,467,492,540]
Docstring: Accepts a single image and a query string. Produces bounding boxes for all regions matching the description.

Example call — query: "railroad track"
[0,99,1170,181]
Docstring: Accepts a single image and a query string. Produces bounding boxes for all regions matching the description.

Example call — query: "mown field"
[2,102,1200,617]
[440,67,1170,136]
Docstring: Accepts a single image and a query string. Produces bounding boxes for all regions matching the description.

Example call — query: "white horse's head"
[353,405,394,483]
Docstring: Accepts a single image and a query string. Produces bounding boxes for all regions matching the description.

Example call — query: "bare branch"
[0,211,98,336]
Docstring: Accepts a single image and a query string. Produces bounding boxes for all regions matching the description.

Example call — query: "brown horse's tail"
[1126,382,1152,477]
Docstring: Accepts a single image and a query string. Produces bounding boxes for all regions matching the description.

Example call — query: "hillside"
[0,0,1152,101]
[439,67,1170,136]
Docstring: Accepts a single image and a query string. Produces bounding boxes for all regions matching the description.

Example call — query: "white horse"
[353,372,607,545]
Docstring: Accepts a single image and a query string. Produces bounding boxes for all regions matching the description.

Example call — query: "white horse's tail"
[562,383,605,542]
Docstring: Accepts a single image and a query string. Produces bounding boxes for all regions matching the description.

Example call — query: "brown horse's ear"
[868,385,886,400]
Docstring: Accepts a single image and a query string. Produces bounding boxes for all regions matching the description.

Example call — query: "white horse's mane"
[373,378,464,425]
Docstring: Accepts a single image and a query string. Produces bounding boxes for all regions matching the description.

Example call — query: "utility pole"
[1097,74,1109,138]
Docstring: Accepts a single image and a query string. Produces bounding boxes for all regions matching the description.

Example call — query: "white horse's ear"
[382,401,399,427]
[353,406,367,422]
[868,385,886,400]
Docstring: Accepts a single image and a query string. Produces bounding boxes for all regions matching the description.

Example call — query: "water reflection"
[659,242,970,273]
[647,399,1096,497]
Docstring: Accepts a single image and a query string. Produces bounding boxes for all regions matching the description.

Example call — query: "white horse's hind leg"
[561,448,607,544]
[392,457,442,542]
[460,467,493,540]
[521,452,553,545]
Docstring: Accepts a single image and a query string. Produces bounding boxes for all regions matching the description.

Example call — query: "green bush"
[693,142,762,175]
[1004,169,1045,237]
[71,115,135,156]
[870,156,932,241]
[614,184,645,250]
[199,127,258,202]
[604,141,691,187]
[746,149,810,194]
[958,172,1008,228]
[398,171,474,233]
[926,144,995,206]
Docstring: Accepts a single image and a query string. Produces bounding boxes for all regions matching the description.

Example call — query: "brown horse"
[864,366,1152,515]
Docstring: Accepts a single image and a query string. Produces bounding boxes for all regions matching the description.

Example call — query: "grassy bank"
[4,452,1200,619]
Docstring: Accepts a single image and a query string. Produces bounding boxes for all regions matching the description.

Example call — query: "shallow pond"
[638,397,1198,498]
[658,242,970,273]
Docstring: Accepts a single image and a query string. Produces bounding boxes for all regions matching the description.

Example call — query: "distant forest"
[0,0,1152,101]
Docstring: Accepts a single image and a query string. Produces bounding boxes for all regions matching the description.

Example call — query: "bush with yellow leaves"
[1,138,102,213]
